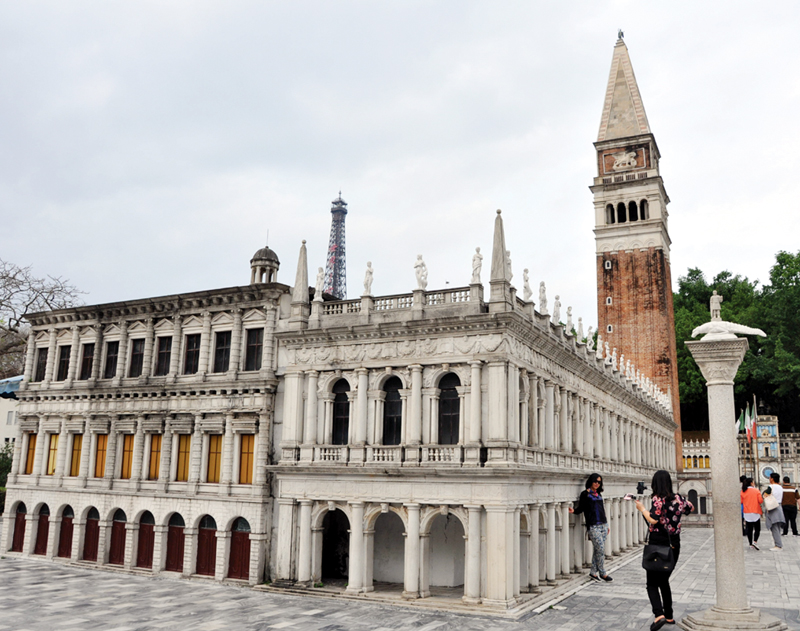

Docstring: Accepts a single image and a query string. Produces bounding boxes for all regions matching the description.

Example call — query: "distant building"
[678,431,712,526]
[0,376,21,447]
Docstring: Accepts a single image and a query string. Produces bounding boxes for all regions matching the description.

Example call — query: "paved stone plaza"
[0,528,798,630]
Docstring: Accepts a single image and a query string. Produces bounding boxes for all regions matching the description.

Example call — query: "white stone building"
[1,37,679,612]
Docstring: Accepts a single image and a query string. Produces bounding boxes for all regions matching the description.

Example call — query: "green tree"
[0,441,12,487]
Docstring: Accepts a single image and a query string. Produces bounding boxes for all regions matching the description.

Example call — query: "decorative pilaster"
[65,325,80,386]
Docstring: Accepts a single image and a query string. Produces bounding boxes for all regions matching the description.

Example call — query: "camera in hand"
[636,481,647,495]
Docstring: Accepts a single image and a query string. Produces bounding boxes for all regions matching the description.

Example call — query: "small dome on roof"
[251,246,279,265]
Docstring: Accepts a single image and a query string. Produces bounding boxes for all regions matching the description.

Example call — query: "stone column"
[54,420,68,482]
[274,499,295,581]
[468,361,483,444]
[131,418,145,485]
[355,369,368,445]
[297,500,313,584]
[66,325,80,386]
[403,503,420,599]
[168,315,182,380]
[197,311,212,376]
[346,502,364,593]
[507,365,520,443]
[610,414,618,461]
[90,325,103,384]
[528,503,540,591]
[683,333,786,630]
[22,331,37,386]
[560,503,570,576]
[113,321,128,385]
[463,505,482,603]
[187,416,203,492]
[228,308,242,377]
[141,317,154,380]
[544,381,555,450]
[220,414,234,492]
[260,306,277,378]
[484,506,515,607]
[559,388,569,454]
[583,398,593,457]
[43,328,57,384]
[545,503,556,583]
[303,371,318,445]
[609,498,620,555]
[408,365,423,445]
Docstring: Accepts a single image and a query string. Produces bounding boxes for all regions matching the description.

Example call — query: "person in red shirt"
[740,477,763,550]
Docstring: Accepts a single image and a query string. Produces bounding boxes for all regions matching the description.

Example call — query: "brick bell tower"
[591,35,682,469]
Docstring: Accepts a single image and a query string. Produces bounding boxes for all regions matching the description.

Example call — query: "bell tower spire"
[591,36,682,469]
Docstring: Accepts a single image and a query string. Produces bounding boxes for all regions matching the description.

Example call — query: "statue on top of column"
[506,250,513,283]
[710,290,723,321]
[314,267,324,302]
[566,306,573,332]
[552,295,561,324]
[471,247,483,284]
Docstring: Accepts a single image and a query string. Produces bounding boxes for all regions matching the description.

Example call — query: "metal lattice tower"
[322,193,348,300]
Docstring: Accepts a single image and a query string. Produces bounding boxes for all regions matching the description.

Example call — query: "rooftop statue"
[363,262,374,296]
[566,306,573,332]
[314,267,324,302]
[414,255,428,290]
[539,281,548,315]
[552,295,561,324]
[471,247,482,284]
[506,250,513,283]
[523,269,532,302]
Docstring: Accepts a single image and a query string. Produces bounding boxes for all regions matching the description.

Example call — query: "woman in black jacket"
[635,470,693,630]
[569,472,612,582]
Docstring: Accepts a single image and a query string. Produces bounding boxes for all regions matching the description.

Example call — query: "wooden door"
[83,518,99,561]
[228,530,250,580]
[34,514,49,555]
[136,524,154,569]
[108,521,126,565]
[57,517,74,558]
[11,511,26,552]
[165,525,185,572]
[196,527,217,576]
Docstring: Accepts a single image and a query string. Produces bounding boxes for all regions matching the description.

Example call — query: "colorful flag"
[745,403,755,443]
[737,408,746,433]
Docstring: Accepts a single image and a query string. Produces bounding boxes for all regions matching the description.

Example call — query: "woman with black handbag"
[635,470,693,630]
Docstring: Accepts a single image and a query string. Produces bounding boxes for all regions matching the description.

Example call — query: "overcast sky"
[3,2,799,328]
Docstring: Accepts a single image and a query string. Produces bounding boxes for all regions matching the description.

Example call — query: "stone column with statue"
[682,294,786,631]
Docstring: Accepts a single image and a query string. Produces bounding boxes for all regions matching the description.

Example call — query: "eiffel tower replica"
[322,193,348,300]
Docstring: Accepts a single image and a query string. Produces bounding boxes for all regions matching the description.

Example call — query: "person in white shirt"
[764,472,786,550]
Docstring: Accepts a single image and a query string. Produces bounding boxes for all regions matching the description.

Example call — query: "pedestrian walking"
[635,470,693,631]
[780,476,799,536]
[569,472,612,582]
[764,472,785,550]
[740,477,763,550]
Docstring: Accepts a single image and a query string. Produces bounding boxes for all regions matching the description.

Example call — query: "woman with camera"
[635,470,693,631]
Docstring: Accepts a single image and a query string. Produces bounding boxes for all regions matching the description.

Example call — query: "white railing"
[367,446,403,463]
[422,446,462,463]
[315,446,348,462]
[374,295,414,311]
[323,300,361,315]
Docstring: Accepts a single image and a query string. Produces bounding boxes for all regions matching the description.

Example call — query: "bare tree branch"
[0,259,83,378]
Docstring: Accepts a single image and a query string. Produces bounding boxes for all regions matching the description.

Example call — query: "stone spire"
[488,209,511,312]
[597,36,651,142]
[289,240,309,329]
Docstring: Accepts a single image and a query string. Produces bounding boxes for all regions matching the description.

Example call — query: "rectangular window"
[46,434,59,475]
[103,341,119,379]
[148,434,162,480]
[25,433,37,474]
[34,348,48,382]
[183,334,201,375]
[239,434,254,485]
[6,411,14,425]
[79,343,94,380]
[206,434,222,483]
[120,434,134,479]
[244,329,263,372]
[94,434,108,478]
[176,434,191,481]
[213,331,231,373]
[154,337,172,376]
[70,434,83,477]
[56,346,71,381]
[128,338,145,378]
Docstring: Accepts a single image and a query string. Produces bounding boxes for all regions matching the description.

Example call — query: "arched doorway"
[165,513,185,572]
[57,506,74,558]
[136,511,155,569]
[33,504,50,555]
[11,502,27,552]
[321,509,349,582]
[108,509,127,565]
[382,377,403,446]
[83,507,100,561]
[196,515,217,576]
[372,512,404,587]
[228,517,251,580]
[428,514,465,590]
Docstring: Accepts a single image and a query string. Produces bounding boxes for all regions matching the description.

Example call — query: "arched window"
[606,204,615,225]
[640,199,649,220]
[169,513,185,528]
[140,511,155,525]
[704,456,710,468]
[438,373,461,445]
[688,489,699,510]
[382,377,403,446]
[232,517,251,532]
[692,456,698,468]
[617,202,627,223]
[628,200,639,222]
[87,507,100,520]
[63,506,74,519]
[332,379,350,445]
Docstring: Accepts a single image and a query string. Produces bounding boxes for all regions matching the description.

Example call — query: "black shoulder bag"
[642,522,675,572]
